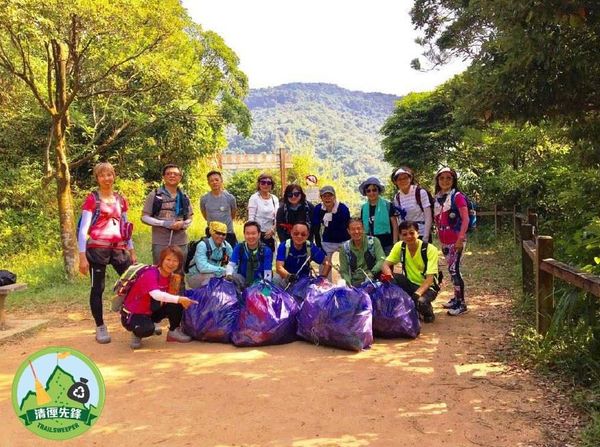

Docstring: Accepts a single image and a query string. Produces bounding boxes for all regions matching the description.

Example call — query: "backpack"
[395,185,435,223]
[449,191,477,232]
[111,264,154,312]
[0,270,16,286]
[151,188,191,219]
[399,241,442,290]
[77,191,132,241]
[342,237,377,277]
[184,237,229,273]
[284,239,312,259]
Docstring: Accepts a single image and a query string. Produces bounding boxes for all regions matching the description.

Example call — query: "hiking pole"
[168,229,173,246]
[358,268,377,288]
[285,255,312,291]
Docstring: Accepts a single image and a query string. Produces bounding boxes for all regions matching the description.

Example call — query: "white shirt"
[248,192,279,232]
[393,185,431,237]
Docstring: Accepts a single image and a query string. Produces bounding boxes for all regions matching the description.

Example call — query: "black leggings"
[87,248,131,327]
[392,274,439,304]
[120,303,183,338]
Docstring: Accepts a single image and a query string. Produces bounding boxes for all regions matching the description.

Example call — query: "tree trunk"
[53,116,77,280]
[52,40,77,280]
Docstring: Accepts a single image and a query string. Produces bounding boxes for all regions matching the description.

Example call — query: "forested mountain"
[227,83,401,181]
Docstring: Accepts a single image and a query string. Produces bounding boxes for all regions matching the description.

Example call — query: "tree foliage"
[0,0,250,275]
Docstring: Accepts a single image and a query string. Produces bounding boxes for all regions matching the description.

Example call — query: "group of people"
[78,162,470,349]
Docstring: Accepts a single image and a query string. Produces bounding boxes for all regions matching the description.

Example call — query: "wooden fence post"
[513,205,519,244]
[536,236,555,335]
[494,203,498,237]
[521,224,534,295]
[528,213,538,235]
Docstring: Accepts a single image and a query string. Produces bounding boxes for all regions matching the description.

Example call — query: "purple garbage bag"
[369,282,420,339]
[232,281,300,347]
[182,277,240,343]
[288,276,333,304]
[297,285,373,352]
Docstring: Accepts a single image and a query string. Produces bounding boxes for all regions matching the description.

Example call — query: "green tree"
[0,0,249,277]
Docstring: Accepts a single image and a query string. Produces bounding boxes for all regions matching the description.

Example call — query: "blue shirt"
[312,202,351,245]
[276,241,326,277]
[230,242,273,281]
[189,237,233,276]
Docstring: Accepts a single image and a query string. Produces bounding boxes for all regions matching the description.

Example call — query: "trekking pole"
[168,229,173,246]
[358,268,377,288]
[285,255,312,291]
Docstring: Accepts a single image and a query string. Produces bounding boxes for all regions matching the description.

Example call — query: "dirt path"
[0,250,575,447]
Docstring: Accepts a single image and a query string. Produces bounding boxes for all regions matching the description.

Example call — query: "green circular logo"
[11,347,105,440]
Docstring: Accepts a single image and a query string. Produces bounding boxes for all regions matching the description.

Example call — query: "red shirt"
[124,267,170,315]
[434,192,468,245]
[82,192,129,247]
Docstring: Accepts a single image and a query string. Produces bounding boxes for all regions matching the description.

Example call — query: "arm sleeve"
[275,206,286,240]
[78,211,92,253]
[423,211,433,241]
[425,244,439,276]
[141,215,165,227]
[247,195,257,221]
[149,289,180,304]
[371,238,386,275]
[338,248,351,284]
[456,193,469,240]
[196,241,224,274]
[262,247,274,274]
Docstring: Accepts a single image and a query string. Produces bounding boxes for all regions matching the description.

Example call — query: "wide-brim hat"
[358,177,385,196]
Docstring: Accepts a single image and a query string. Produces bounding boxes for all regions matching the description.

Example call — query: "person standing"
[247,173,279,252]
[434,167,469,316]
[358,176,399,255]
[312,185,350,277]
[78,162,136,344]
[200,170,238,247]
[142,164,193,267]
[391,166,433,243]
[276,184,314,243]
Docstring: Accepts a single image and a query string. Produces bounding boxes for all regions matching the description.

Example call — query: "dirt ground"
[0,267,580,446]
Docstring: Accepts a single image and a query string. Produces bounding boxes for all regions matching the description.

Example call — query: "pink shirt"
[82,193,129,246]
[434,191,468,245]
[124,267,170,315]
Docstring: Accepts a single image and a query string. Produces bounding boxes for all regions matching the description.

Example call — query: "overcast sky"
[182,0,467,96]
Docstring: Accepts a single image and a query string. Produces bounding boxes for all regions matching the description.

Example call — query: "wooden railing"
[514,210,600,335]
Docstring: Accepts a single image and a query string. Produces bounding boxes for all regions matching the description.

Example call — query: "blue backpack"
[449,191,477,232]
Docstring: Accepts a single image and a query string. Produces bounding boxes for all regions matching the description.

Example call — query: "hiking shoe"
[130,333,142,350]
[442,297,458,309]
[154,323,162,336]
[167,327,192,343]
[95,324,111,344]
[418,299,435,323]
[448,303,468,316]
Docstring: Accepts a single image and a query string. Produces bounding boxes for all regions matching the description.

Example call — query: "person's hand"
[412,292,422,302]
[379,273,393,283]
[225,274,233,281]
[129,249,137,264]
[287,273,297,283]
[178,297,197,309]
[264,229,274,239]
[455,238,464,251]
[171,221,185,231]
[78,253,89,276]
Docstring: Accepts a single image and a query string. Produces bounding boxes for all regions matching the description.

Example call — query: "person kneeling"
[121,246,197,349]
[226,221,273,291]
[339,218,385,287]
[381,221,440,323]
[274,222,331,287]
[186,221,233,288]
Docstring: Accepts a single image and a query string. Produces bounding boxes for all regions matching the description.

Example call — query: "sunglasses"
[287,191,301,198]
[365,187,379,193]
[259,180,273,185]
[214,231,227,237]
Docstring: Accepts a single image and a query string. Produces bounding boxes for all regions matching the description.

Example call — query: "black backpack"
[342,237,378,277]
[151,188,191,219]
[399,242,442,290]
[0,270,16,286]
[184,238,229,273]
[395,185,435,223]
